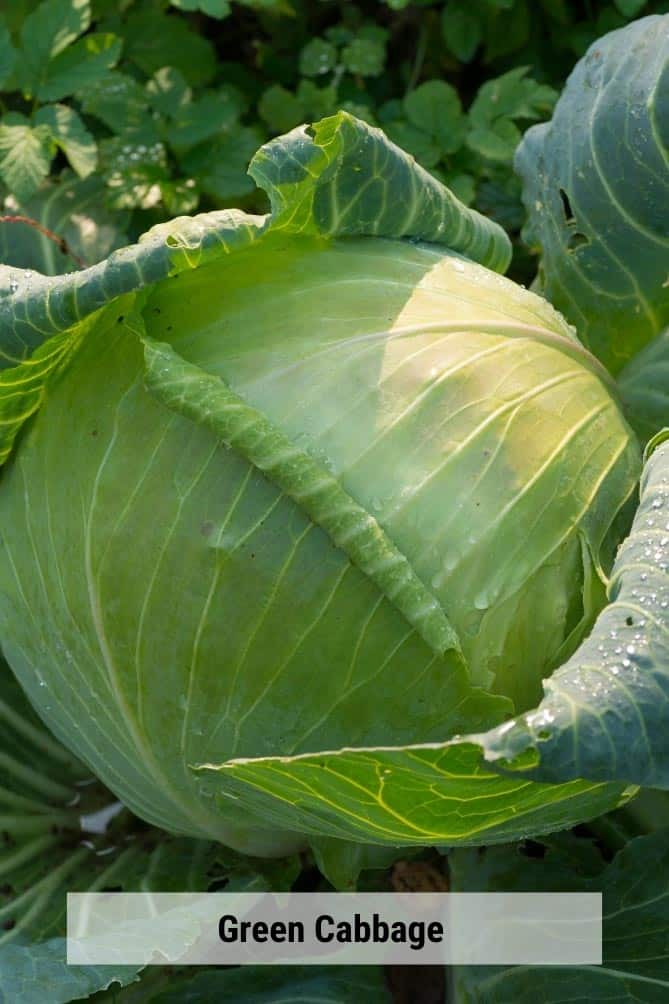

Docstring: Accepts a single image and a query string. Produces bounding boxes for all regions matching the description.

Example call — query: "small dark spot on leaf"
[2,919,15,931]
[117,315,125,324]
[153,307,161,314]
[250,552,255,558]
[0,884,13,897]
[91,429,98,437]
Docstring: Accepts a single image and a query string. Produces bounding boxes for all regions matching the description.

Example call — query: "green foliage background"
[1,0,667,282]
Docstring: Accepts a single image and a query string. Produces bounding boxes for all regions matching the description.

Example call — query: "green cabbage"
[0,199,639,853]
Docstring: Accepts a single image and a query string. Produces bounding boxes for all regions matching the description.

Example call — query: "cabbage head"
[0,114,640,854]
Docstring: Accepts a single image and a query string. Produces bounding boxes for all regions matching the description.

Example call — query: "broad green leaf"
[0,18,16,89]
[124,9,216,87]
[476,175,525,232]
[201,743,632,847]
[309,837,404,891]
[516,15,669,373]
[384,120,441,168]
[467,120,521,163]
[300,37,338,77]
[249,112,511,270]
[0,658,299,1001]
[37,31,122,102]
[181,126,263,203]
[0,939,140,1004]
[470,67,557,128]
[146,67,191,119]
[618,328,669,446]
[470,436,669,790]
[169,89,243,154]
[296,80,338,121]
[78,71,151,134]
[0,115,53,203]
[447,172,476,206]
[450,827,669,1001]
[34,103,97,178]
[19,0,90,94]
[0,173,129,273]
[441,2,482,62]
[483,0,530,62]
[258,84,305,133]
[341,37,385,77]
[0,656,227,945]
[403,80,466,155]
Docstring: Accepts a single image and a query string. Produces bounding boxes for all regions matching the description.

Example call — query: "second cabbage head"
[0,114,640,853]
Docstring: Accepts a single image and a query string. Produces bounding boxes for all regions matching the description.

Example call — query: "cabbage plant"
[0,16,667,862]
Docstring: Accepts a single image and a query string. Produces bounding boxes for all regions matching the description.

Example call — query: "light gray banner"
[67,891,602,966]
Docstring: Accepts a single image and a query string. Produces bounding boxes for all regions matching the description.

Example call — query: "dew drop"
[474,591,490,610]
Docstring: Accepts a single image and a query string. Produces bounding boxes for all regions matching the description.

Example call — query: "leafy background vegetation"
[1,0,667,284]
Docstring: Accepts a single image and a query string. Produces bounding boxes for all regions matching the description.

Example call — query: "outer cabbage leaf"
[450,826,669,1002]
[0,658,141,1001]
[516,15,669,374]
[0,651,303,1001]
[618,327,669,447]
[475,435,669,787]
